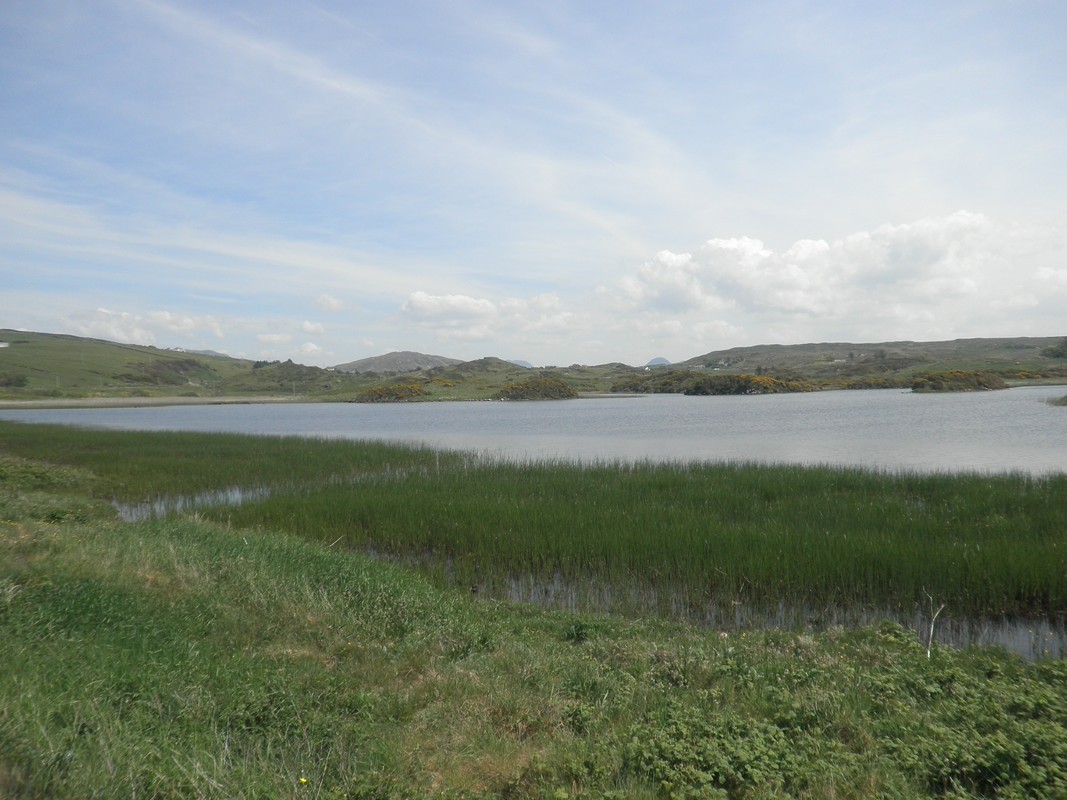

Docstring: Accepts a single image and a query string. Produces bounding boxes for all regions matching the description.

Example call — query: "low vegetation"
[354,383,429,402]
[1041,337,1067,359]
[2,431,1066,798]
[612,371,816,395]
[911,371,1008,392]
[495,376,579,400]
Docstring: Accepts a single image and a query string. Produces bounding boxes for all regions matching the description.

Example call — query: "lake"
[2,386,1065,475]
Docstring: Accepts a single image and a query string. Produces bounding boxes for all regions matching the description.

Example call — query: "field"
[3,423,1067,798]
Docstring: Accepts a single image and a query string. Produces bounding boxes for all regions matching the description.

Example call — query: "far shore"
[0,395,306,410]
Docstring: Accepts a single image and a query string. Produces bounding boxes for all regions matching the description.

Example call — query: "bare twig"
[923,588,946,659]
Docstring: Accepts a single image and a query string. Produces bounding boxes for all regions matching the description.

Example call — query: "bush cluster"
[495,376,579,400]
[612,370,816,395]
[353,383,428,402]
[911,370,1008,392]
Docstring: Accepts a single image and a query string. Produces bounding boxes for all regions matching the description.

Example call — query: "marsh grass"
[2,422,1064,622]
[215,458,1067,619]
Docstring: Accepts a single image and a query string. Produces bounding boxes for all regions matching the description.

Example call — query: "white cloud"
[315,294,343,312]
[600,211,1067,348]
[300,342,322,355]
[146,310,225,338]
[400,290,581,347]
[302,320,325,335]
[403,291,498,320]
[257,333,291,344]
[65,308,224,345]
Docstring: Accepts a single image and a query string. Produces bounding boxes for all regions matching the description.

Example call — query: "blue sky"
[2,0,1066,366]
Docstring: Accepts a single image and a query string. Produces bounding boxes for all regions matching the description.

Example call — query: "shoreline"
[0,395,306,410]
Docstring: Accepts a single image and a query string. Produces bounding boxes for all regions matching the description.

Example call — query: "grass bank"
[2,444,1066,798]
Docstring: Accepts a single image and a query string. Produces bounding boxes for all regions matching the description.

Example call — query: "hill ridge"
[332,350,463,374]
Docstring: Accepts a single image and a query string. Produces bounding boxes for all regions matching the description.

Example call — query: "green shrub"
[495,376,578,400]
[911,370,1007,392]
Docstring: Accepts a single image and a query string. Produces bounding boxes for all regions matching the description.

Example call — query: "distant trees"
[611,370,816,395]
[683,374,816,395]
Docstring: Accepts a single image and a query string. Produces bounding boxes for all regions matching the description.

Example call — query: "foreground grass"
[3,446,1067,797]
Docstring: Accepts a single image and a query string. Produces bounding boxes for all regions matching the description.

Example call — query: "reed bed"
[214,458,1066,619]
[0,422,459,497]
[2,422,1064,620]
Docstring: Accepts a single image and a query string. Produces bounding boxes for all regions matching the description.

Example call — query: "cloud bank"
[384,212,1065,363]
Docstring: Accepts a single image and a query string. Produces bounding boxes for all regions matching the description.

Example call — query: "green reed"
[216,453,1065,619]
[2,422,1064,618]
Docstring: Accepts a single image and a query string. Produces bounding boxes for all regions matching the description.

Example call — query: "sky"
[2,0,1066,368]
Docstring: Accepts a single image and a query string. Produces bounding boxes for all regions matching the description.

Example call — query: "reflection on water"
[114,484,272,522]
[497,572,1067,661]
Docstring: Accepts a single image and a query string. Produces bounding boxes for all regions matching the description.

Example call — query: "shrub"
[495,376,578,400]
[911,371,1007,392]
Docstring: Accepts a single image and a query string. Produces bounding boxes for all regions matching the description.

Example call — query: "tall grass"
[2,422,1064,619]
[0,422,458,497]
[214,458,1067,619]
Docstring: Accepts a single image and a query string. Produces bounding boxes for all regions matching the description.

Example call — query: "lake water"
[2,386,1065,475]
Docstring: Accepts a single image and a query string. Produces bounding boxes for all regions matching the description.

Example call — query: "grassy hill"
[0,330,371,400]
[680,336,1067,383]
[332,350,464,373]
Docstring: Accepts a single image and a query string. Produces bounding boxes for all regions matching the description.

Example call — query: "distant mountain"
[645,357,671,366]
[332,351,463,374]
[507,359,534,369]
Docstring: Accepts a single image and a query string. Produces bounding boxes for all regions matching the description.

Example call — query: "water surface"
[3,386,1064,474]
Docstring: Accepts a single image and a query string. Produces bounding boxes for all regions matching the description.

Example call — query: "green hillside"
[0,330,368,400]
[681,336,1067,384]
[341,358,640,402]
